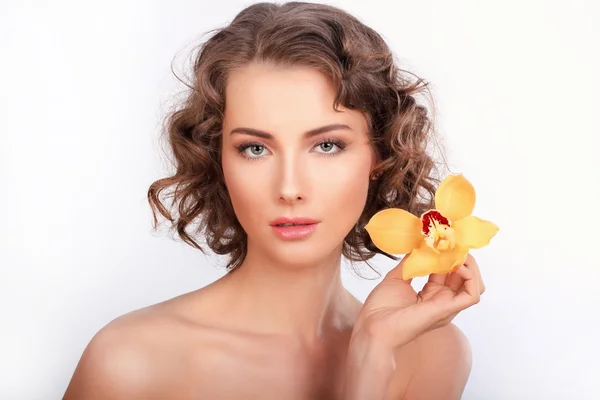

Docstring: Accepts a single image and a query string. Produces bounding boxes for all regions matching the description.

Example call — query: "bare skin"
[63,273,466,399]
[64,63,472,399]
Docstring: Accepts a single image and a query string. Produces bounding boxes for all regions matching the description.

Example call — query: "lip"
[269,217,320,240]
[269,217,320,226]
[271,223,319,240]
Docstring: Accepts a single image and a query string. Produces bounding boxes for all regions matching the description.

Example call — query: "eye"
[313,138,347,156]
[317,142,335,152]
[236,142,271,160]
[247,144,266,157]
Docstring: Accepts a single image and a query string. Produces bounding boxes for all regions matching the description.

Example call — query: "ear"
[369,141,382,169]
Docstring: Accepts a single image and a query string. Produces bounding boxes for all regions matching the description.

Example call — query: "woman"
[64,2,484,399]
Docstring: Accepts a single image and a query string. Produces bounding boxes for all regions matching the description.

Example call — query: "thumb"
[384,253,413,284]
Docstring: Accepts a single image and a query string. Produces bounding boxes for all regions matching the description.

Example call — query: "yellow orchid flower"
[365,173,499,280]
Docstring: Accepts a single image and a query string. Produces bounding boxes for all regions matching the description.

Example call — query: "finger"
[384,254,413,284]
[445,271,464,292]
[449,265,480,311]
[428,273,448,285]
[464,253,485,293]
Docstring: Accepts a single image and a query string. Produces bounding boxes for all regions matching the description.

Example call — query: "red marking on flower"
[421,210,450,235]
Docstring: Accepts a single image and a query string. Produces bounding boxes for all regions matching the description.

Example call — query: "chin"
[265,239,340,268]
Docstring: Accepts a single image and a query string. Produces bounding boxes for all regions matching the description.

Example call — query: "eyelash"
[235,138,347,161]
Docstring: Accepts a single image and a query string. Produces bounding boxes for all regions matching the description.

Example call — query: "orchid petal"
[434,174,476,222]
[402,242,440,280]
[365,208,422,254]
[438,245,470,274]
[454,216,500,249]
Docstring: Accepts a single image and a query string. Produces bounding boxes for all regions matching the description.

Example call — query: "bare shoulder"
[389,323,473,400]
[62,304,188,399]
[62,287,223,399]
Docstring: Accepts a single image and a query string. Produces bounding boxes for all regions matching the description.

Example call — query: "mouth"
[269,217,320,227]
[270,220,320,239]
[274,223,316,227]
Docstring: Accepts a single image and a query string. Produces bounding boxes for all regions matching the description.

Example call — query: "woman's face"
[221,63,376,266]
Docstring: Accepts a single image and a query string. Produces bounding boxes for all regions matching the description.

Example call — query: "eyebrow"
[229,123,353,140]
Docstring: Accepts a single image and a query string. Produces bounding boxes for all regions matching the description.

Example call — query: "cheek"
[221,156,265,229]
[325,174,369,209]
[316,160,371,227]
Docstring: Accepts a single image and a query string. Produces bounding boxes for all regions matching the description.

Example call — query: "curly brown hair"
[148,1,449,276]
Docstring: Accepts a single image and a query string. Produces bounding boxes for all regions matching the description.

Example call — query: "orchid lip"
[420,209,456,252]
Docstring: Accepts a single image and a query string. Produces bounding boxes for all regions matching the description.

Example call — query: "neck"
[216,240,358,345]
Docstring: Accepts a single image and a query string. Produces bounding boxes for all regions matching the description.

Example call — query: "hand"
[350,253,485,350]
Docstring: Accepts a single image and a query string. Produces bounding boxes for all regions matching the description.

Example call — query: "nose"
[277,155,306,205]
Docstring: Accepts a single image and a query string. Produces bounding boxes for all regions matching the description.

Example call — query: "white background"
[1,0,599,398]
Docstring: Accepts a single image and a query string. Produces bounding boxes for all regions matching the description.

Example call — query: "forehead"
[223,63,368,135]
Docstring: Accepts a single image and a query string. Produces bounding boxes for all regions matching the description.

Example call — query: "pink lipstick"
[269,217,320,240]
